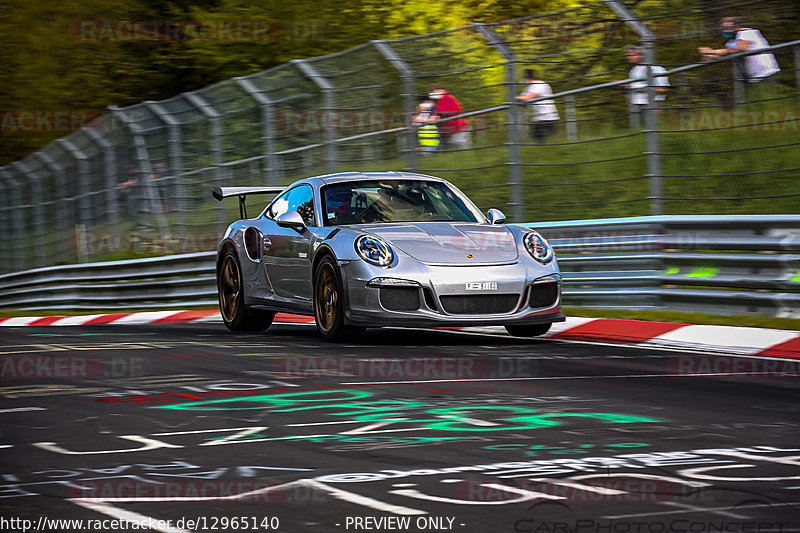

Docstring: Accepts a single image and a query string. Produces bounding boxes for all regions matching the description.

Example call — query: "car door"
[262,184,316,302]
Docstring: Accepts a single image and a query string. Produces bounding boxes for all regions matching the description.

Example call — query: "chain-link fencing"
[1,0,798,273]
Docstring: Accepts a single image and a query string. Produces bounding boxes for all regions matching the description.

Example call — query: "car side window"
[267,185,316,226]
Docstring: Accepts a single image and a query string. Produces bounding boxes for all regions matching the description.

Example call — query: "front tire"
[505,323,552,337]
[313,255,365,341]
[218,252,274,332]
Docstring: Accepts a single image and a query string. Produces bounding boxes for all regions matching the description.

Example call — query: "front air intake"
[440,294,519,314]
[529,282,559,308]
[379,287,420,311]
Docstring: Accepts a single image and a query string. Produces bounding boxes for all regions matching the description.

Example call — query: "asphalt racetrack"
[0,322,798,533]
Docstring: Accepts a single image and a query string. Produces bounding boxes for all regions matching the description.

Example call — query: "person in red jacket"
[429,84,471,148]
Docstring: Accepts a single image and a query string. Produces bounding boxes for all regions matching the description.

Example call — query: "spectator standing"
[412,100,439,154]
[624,46,669,129]
[515,69,559,143]
[429,84,471,148]
[698,17,780,83]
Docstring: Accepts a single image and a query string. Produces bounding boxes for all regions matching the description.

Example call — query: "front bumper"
[341,255,564,327]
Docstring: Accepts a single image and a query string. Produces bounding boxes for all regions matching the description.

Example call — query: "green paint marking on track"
[791,270,800,282]
[664,267,680,275]
[685,267,719,278]
[152,389,660,433]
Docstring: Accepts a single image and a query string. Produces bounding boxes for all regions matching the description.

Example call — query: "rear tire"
[218,252,275,332]
[313,255,365,341]
[505,323,552,337]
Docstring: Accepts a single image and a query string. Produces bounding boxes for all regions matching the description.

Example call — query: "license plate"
[465,282,497,291]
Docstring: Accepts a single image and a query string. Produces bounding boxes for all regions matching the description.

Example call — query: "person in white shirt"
[698,17,780,82]
[623,46,669,128]
[515,69,559,143]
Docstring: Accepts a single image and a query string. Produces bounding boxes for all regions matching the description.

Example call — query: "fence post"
[372,40,417,172]
[13,161,47,268]
[643,41,663,216]
[235,77,280,185]
[110,106,170,234]
[292,59,337,173]
[58,139,97,262]
[473,23,522,223]
[0,168,25,272]
[0,173,10,273]
[0,173,7,272]
[36,152,72,264]
[57,139,93,229]
[606,0,662,216]
[565,95,577,140]
[83,124,120,234]
[182,93,226,231]
[145,101,185,232]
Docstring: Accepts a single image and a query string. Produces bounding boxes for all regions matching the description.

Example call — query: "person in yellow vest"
[413,100,439,153]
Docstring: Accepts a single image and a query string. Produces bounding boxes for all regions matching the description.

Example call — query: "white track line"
[305,479,427,515]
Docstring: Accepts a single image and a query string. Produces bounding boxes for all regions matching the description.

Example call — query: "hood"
[357,223,518,264]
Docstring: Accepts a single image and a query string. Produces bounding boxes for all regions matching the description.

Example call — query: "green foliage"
[0,0,584,165]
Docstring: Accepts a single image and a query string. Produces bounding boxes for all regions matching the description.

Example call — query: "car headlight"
[355,234,394,267]
[523,231,554,264]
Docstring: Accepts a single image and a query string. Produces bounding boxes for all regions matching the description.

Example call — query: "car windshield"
[321,180,483,226]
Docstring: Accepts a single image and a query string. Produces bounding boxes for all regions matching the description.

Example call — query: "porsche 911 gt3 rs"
[213,171,564,341]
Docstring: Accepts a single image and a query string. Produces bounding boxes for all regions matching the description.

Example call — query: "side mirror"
[487,208,506,225]
[276,211,307,233]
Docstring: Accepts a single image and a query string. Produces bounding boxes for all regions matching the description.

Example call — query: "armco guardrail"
[1,216,798,317]
[528,215,800,316]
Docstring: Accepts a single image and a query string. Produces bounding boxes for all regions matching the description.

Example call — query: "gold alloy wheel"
[220,255,240,322]
[315,262,337,333]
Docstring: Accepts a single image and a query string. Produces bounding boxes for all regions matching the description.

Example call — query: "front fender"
[313,227,365,262]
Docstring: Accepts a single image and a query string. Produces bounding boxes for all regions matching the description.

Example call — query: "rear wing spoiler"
[212,186,284,219]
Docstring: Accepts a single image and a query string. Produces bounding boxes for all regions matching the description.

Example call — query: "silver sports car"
[213,171,564,341]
